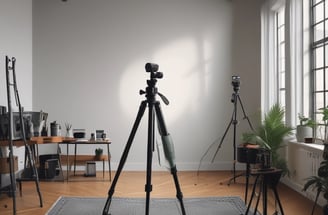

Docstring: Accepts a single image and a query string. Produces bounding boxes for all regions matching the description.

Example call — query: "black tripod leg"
[154,102,186,215]
[232,94,238,184]
[171,167,186,215]
[272,187,284,215]
[211,117,233,163]
[237,95,254,130]
[103,100,147,215]
[145,101,155,215]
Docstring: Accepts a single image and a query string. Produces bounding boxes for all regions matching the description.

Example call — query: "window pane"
[278,9,284,25]
[316,92,325,111]
[326,69,328,89]
[316,69,324,91]
[315,46,324,68]
[314,0,324,5]
[326,44,328,66]
[326,1,328,19]
[281,58,285,70]
[314,2,324,23]
[314,23,324,42]
[278,26,285,41]
[280,72,285,88]
[279,42,285,59]
[279,91,286,108]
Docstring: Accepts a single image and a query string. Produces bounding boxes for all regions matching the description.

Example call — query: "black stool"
[245,168,284,215]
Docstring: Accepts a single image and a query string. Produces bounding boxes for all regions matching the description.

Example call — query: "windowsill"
[289,140,324,151]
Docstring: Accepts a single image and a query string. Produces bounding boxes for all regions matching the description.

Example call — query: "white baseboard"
[109,161,246,171]
[63,161,246,172]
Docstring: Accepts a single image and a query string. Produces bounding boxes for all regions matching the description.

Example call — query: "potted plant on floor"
[242,103,293,175]
[95,148,103,160]
[296,114,316,143]
[303,107,328,215]
[303,159,328,215]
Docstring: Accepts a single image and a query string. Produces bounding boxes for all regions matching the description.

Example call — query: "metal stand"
[5,56,43,215]
[245,168,284,215]
[103,63,186,215]
[211,76,253,185]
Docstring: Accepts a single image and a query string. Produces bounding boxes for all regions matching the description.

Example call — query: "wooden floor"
[0,171,322,215]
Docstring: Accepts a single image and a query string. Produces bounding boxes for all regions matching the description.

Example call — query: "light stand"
[211,76,254,184]
[102,63,186,215]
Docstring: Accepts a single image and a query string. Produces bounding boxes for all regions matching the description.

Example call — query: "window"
[311,0,328,125]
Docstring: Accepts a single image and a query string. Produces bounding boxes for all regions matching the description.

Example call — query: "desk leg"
[103,159,105,178]
[107,143,111,181]
[74,143,77,176]
[66,144,69,181]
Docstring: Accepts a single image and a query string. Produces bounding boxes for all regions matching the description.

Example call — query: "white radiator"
[295,148,322,184]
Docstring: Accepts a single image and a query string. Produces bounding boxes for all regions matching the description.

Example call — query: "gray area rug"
[46,196,249,215]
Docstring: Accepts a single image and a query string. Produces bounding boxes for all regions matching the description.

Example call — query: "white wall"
[32,0,262,170]
[0,0,33,110]
[231,0,263,142]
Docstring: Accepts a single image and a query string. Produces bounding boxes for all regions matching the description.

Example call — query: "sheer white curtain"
[285,0,304,127]
[261,0,279,114]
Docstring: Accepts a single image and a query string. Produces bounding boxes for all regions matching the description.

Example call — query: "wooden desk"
[2,137,112,181]
[61,140,111,181]
[0,136,74,147]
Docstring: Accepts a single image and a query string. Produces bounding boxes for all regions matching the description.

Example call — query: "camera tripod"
[211,76,254,186]
[103,63,186,215]
[5,56,43,215]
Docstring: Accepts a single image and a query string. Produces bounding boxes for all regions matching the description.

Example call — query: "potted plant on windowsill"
[296,114,316,143]
[242,103,293,176]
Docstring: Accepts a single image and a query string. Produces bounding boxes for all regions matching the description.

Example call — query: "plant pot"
[296,125,313,142]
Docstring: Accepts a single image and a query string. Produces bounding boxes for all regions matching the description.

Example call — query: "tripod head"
[145,63,163,79]
[231,75,240,93]
[231,75,240,103]
[140,63,169,105]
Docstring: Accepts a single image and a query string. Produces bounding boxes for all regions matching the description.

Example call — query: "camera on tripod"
[145,63,163,79]
[231,75,240,92]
